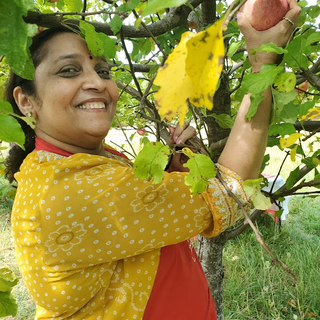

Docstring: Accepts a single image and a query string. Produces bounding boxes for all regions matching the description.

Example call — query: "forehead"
[46,32,90,60]
[41,32,105,63]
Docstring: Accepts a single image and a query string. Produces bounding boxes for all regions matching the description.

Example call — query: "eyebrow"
[53,53,108,63]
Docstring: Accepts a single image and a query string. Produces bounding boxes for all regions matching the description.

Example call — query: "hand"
[166,123,197,172]
[237,0,301,72]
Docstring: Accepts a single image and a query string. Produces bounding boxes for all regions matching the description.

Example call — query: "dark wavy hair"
[5,25,76,182]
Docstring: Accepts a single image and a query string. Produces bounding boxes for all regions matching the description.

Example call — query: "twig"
[114,114,137,157]
[215,169,298,284]
[132,10,168,59]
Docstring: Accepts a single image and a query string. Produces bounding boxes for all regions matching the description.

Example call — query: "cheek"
[109,81,119,102]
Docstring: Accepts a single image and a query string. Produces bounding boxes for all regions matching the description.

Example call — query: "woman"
[5,1,300,319]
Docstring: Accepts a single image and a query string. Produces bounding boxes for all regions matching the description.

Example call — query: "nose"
[81,70,106,92]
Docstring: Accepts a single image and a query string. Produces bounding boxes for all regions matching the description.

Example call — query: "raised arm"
[217,0,301,180]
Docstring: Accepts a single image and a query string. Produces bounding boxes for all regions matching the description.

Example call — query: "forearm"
[217,88,272,180]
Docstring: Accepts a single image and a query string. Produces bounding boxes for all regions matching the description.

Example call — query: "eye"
[58,66,80,77]
[97,68,111,79]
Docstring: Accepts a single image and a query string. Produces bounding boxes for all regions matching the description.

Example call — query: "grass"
[223,195,320,319]
[0,183,319,319]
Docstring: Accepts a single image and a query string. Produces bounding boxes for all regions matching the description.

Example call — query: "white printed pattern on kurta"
[12,149,249,319]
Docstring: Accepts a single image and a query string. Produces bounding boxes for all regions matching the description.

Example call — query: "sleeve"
[17,152,249,269]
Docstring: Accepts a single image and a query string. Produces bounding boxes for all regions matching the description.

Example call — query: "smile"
[76,102,106,109]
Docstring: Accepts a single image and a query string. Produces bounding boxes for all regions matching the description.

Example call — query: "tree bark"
[196,235,227,320]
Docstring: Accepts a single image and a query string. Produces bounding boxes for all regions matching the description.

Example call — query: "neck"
[35,133,107,156]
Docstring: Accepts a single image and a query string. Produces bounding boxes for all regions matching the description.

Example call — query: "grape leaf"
[243,178,272,210]
[182,148,216,194]
[133,142,170,184]
[154,19,225,126]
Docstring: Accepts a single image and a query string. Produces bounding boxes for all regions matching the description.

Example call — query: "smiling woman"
[13,32,118,155]
[3,3,301,318]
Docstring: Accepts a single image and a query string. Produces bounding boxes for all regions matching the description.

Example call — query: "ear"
[13,87,36,117]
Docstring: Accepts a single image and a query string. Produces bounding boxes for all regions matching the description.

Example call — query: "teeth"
[77,102,106,109]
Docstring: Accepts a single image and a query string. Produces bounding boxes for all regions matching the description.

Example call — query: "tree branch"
[24,1,200,38]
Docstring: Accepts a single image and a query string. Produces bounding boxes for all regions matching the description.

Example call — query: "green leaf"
[0,0,36,79]
[142,0,188,17]
[274,72,296,92]
[227,41,242,59]
[242,65,283,95]
[285,37,309,69]
[109,14,123,35]
[0,101,14,114]
[0,114,25,147]
[79,21,103,57]
[0,291,17,317]
[286,167,300,189]
[252,42,288,55]
[280,102,299,124]
[79,21,116,59]
[242,64,283,120]
[0,268,19,292]
[268,123,296,137]
[133,142,170,184]
[97,33,116,59]
[243,178,272,210]
[211,113,234,129]
[182,148,216,194]
[271,88,297,124]
[116,0,140,12]
[306,30,320,46]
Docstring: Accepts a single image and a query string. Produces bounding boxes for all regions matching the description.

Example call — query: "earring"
[25,111,32,117]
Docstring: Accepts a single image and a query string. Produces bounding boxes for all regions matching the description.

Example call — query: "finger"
[175,126,197,145]
[171,122,191,144]
[236,11,254,34]
[285,0,302,24]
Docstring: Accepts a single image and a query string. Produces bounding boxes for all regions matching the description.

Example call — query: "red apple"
[294,80,308,93]
[137,128,146,135]
[240,0,289,31]
[48,0,59,3]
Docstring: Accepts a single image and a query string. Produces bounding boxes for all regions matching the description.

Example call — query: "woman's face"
[28,32,119,151]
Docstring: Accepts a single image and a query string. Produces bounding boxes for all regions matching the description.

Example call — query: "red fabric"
[143,241,217,320]
[35,137,216,319]
[35,137,129,160]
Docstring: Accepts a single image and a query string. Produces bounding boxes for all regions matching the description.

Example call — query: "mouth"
[76,102,106,109]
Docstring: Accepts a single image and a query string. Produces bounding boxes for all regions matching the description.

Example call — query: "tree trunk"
[206,71,231,162]
[196,235,227,320]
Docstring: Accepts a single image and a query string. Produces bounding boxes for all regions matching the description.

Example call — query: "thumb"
[237,11,254,34]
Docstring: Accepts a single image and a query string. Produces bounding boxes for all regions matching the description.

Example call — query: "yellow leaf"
[312,157,320,166]
[290,144,298,162]
[280,133,303,149]
[300,107,320,120]
[186,19,225,110]
[154,32,194,125]
[154,19,225,126]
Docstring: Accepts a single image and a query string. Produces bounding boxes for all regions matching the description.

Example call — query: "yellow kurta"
[12,149,248,319]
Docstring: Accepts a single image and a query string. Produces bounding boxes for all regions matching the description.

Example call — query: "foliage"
[0,268,18,317]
